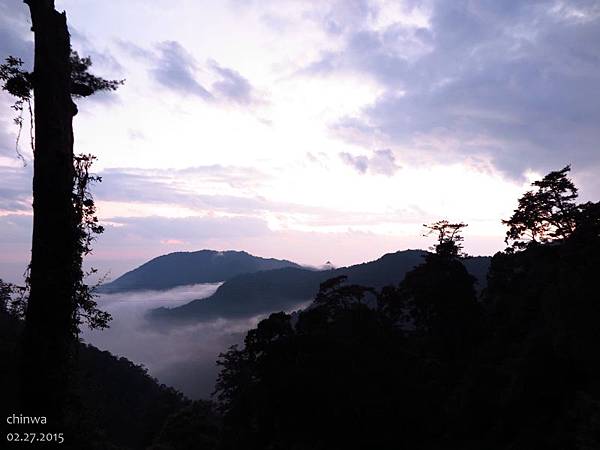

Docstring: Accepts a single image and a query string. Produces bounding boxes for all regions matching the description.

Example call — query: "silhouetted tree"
[0,0,121,426]
[0,279,27,318]
[503,165,578,250]
[474,168,600,448]
[423,219,468,258]
[380,221,481,356]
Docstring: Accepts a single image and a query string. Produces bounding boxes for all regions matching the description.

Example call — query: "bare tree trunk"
[20,0,77,424]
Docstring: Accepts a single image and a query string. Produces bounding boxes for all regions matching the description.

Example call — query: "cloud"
[118,39,260,104]
[209,59,257,105]
[0,6,121,108]
[0,214,31,282]
[0,124,16,157]
[303,0,600,179]
[0,165,31,213]
[93,165,270,214]
[67,28,125,108]
[340,152,368,174]
[151,40,213,99]
[305,27,416,85]
[0,0,33,163]
[0,1,33,69]
[94,165,385,221]
[80,283,233,399]
[70,27,125,76]
[0,214,31,244]
[93,164,418,228]
[340,148,400,176]
[104,215,271,244]
[115,39,155,60]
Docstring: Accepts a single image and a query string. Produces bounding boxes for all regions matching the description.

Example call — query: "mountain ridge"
[149,250,491,323]
[100,249,302,293]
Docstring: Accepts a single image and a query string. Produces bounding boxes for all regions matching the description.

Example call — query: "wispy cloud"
[152,40,214,100]
[209,59,259,105]
[0,165,31,214]
[0,0,33,69]
[118,39,261,105]
[339,149,400,176]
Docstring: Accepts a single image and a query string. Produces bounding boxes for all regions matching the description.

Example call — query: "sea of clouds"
[81,283,272,399]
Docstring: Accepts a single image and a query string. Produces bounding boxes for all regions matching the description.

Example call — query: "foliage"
[148,401,221,450]
[70,51,124,97]
[0,52,123,161]
[0,279,12,314]
[503,166,578,249]
[0,278,28,319]
[312,275,376,317]
[1,154,112,333]
[71,154,111,333]
[0,50,122,333]
[423,219,468,258]
[0,56,32,163]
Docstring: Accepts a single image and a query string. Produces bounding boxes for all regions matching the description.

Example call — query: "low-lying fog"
[81,284,283,399]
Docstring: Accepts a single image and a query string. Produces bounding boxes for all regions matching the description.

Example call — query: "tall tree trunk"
[20,0,77,424]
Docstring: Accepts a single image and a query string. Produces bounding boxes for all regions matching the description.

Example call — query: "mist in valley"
[81,283,279,399]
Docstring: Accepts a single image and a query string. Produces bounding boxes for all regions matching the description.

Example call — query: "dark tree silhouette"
[423,219,468,258]
[0,280,11,315]
[0,0,122,425]
[147,401,221,450]
[503,165,578,249]
[396,221,481,358]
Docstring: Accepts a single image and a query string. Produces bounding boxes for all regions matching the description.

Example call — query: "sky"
[1,0,600,283]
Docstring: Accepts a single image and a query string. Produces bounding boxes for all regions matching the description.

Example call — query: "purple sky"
[1,0,600,283]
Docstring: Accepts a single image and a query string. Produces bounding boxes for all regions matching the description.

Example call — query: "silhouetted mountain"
[149,250,490,323]
[100,250,302,293]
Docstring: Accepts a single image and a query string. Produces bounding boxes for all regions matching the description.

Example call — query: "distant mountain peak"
[100,249,302,293]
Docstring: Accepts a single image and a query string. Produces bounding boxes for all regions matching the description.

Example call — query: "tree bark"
[20,0,77,425]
